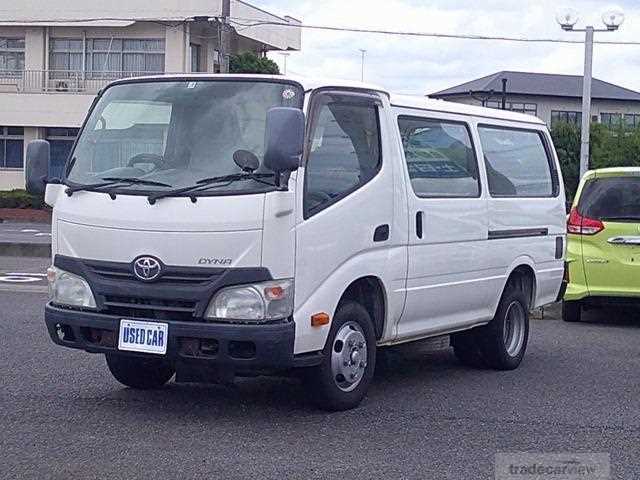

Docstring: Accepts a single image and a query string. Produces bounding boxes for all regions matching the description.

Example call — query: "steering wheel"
[127,153,164,169]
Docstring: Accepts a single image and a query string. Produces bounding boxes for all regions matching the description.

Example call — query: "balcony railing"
[0,70,166,94]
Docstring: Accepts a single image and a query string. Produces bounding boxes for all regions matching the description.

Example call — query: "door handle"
[373,224,390,242]
[416,211,423,239]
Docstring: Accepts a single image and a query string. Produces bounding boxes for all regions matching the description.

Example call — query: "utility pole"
[279,52,290,74]
[579,26,594,180]
[359,49,366,82]
[219,0,231,73]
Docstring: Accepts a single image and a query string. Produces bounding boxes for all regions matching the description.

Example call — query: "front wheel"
[105,354,174,389]
[475,284,530,370]
[305,301,376,411]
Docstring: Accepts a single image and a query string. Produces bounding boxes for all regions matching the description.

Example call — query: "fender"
[292,245,406,354]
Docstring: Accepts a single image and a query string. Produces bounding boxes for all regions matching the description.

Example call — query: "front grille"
[86,261,220,285]
[103,295,198,321]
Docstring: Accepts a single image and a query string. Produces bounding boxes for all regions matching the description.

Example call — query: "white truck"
[26,75,567,411]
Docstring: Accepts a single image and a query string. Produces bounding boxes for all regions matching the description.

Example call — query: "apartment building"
[0,0,301,189]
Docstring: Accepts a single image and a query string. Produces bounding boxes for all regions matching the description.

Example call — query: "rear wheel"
[305,301,376,411]
[562,300,582,323]
[475,283,530,370]
[105,354,174,389]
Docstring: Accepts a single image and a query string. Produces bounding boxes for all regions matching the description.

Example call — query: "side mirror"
[25,140,50,196]
[263,107,304,174]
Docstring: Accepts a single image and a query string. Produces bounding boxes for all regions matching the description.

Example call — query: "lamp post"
[556,7,625,179]
[359,49,366,82]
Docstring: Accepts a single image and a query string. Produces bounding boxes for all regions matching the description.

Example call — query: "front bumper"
[45,303,321,374]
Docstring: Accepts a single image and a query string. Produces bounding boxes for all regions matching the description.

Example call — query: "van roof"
[390,94,545,125]
[106,73,545,125]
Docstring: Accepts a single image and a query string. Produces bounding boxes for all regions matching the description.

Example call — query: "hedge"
[0,189,46,209]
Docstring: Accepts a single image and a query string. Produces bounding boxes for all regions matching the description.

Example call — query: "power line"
[230,18,640,46]
[0,15,639,46]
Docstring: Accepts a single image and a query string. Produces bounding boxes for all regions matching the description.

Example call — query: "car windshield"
[579,176,640,221]
[66,80,304,195]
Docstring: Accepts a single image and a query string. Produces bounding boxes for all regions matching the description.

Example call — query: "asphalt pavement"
[0,222,51,244]
[1,264,639,479]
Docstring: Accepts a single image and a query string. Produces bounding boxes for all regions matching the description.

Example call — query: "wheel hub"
[331,321,368,392]
[503,301,526,357]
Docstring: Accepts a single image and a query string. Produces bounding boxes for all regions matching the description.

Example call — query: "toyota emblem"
[133,256,162,281]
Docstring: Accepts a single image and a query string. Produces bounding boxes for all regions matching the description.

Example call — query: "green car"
[563,167,640,322]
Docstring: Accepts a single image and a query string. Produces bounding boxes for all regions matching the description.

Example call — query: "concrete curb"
[0,242,51,258]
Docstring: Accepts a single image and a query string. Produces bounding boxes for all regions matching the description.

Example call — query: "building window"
[551,111,582,128]
[46,128,79,178]
[485,101,537,116]
[50,38,165,78]
[624,114,640,129]
[600,113,623,128]
[0,38,25,76]
[190,43,202,72]
[0,126,24,169]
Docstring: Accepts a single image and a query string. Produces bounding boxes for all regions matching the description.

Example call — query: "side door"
[478,124,565,309]
[396,112,490,340]
[293,90,406,354]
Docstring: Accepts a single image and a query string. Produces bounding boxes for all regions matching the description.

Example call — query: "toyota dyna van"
[26,75,566,411]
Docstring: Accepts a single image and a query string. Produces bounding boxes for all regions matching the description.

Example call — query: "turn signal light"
[311,312,330,327]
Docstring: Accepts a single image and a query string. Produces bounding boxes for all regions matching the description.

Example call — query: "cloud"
[252,0,640,95]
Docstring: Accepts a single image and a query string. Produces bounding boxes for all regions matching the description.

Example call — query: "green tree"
[550,121,640,200]
[550,122,580,200]
[229,51,280,74]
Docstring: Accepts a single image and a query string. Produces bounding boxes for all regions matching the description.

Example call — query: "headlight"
[205,279,294,322]
[47,266,97,309]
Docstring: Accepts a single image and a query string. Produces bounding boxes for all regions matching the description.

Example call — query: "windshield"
[66,80,304,195]
[579,176,640,221]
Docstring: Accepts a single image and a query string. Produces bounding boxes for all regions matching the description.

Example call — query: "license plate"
[118,319,168,355]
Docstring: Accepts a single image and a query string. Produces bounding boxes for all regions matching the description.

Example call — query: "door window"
[398,116,480,198]
[479,126,556,197]
[304,96,381,216]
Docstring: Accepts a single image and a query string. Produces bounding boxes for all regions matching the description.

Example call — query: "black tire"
[450,330,486,368]
[305,301,376,411]
[105,354,174,389]
[475,284,530,370]
[562,300,582,323]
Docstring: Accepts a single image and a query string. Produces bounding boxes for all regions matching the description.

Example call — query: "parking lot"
[1,264,639,479]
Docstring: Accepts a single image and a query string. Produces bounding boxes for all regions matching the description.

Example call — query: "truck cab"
[27,75,566,411]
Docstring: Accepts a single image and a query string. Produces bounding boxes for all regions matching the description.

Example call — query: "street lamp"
[557,7,625,179]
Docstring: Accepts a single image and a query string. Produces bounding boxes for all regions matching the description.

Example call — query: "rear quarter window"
[478,126,557,197]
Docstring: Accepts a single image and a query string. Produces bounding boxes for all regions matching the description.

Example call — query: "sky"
[252,0,640,95]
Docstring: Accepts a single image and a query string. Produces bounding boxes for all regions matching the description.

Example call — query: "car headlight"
[47,266,97,309]
[205,279,294,322]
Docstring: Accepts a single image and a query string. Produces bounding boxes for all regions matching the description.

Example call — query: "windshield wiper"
[147,173,275,204]
[65,177,173,196]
